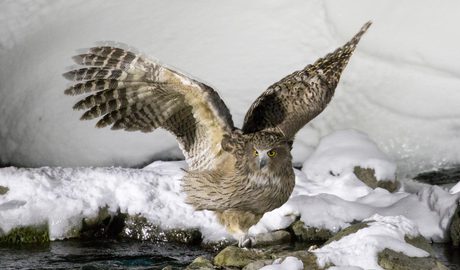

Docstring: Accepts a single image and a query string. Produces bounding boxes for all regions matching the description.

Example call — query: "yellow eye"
[267,150,277,157]
[253,149,259,156]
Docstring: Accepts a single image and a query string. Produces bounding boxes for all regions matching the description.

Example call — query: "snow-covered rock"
[1,1,460,178]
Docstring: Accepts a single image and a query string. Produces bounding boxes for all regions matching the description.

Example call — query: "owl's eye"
[253,149,259,156]
[267,150,277,157]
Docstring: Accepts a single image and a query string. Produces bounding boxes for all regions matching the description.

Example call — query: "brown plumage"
[64,22,371,246]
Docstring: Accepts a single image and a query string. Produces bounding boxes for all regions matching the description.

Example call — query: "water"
[0,240,212,270]
[0,240,459,269]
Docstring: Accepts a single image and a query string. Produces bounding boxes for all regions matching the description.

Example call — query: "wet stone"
[121,214,202,245]
[185,256,214,270]
[378,248,448,270]
[253,230,291,247]
[413,166,460,186]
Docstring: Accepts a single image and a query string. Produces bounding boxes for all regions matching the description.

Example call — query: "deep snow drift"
[1,1,460,177]
[0,130,459,268]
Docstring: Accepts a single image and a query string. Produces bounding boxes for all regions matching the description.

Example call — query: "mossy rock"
[252,230,291,247]
[79,208,126,239]
[324,222,369,245]
[450,203,460,246]
[0,185,9,195]
[214,246,270,268]
[271,250,322,270]
[121,215,202,245]
[404,235,433,255]
[378,248,448,270]
[353,166,399,192]
[0,224,49,246]
[186,256,214,269]
[291,220,333,242]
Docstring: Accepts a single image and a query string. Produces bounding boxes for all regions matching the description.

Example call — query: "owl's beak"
[259,154,269,169]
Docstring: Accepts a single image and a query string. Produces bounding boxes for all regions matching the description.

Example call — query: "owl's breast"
[245,169,295,213]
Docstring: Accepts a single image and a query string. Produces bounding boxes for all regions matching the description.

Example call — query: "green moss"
[214,246,270,268]
[378,248,448,270]
[0,224,49,246]
[0,185,9,195]
[291,220,333,242]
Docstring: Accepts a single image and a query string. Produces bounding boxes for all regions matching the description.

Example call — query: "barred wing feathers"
[64,47,234,170]
[242,22,371,139]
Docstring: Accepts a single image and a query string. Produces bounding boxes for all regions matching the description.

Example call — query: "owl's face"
[248,131,293,171]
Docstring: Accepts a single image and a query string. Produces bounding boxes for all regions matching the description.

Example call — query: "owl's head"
[249,131,293,171]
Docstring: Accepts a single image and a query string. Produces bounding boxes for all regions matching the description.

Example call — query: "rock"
[353,166,399,192]
[378,248,448,270]
[161,266,173,270]
[0,185,8,195]
[291,220,333,242]
[243,259,275,270]
[253,230,291,247]
[186,256,214,270]
[405,235,434,255]
[324,222,369,245]
[214,246,270,268]
[413,166,460,186]
[79,208,126,239]
[322,221,447,270]
[449,203,460,246]
[272,250,322,270]
[0,224,49,245]
[121,214,202,245]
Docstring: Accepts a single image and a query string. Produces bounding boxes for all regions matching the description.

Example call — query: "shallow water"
[0,240,459,269]
[0,240,211,270]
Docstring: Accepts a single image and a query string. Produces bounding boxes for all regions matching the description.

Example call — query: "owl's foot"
[238,234,256,248]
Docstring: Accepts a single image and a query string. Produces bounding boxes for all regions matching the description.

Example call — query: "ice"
[260,256,303,270]
[1,1,460,178]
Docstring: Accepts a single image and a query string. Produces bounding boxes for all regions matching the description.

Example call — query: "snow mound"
[0,161,228,242]
[260,256,303,270]
[250,130,459,242]
[313,214,429,270]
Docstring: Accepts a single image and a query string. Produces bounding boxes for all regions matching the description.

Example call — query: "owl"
[64,22,371,246]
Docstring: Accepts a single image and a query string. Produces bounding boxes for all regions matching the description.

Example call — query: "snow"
[0,129,459,267]
[0,161,228,242]
[260,256,303,270]
[1,1,460,178]
[249,130,460,242]
[313,214,429,270]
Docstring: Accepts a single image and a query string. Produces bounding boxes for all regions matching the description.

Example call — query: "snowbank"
[1,1,460,177]
[250,130,459,242]
[0,161,228,242]
[0,129,458,270]
[313,215,429,270]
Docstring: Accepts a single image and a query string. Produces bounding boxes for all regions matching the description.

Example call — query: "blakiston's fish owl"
[64,22,371,246]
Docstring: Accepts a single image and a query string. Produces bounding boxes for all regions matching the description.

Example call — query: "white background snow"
[1,0,460,177]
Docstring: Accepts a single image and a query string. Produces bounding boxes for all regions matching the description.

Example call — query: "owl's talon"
[238,234,255,248]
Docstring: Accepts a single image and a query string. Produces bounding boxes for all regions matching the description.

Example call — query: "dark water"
[0,240,212,270]
[0,240,459,270]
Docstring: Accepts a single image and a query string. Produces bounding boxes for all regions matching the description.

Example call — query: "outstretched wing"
[242,22,371,139]
[64,46,234,170]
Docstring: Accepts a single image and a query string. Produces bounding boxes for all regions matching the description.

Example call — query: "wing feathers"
[65,46,234,170]
[242,21,371,138]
